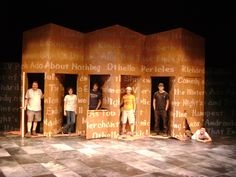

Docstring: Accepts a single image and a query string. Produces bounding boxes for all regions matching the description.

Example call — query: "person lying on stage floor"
[191,127,212,143]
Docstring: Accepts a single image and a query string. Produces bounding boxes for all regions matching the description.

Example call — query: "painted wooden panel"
[21,24,205,140]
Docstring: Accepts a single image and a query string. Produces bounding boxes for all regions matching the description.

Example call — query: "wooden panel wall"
[21,24,205,139]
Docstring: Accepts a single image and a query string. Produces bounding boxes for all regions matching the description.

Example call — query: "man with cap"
[120,86,136,136]
[153,83,169,136]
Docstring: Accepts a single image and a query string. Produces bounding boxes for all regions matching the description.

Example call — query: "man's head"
[158,83,164,87]
[93,83,98,91]
[32,81,38,90]
[158,83,164,91]
[126,86,132,94]
[200,127,206,135]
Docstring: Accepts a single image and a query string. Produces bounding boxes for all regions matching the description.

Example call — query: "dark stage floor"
[0,134,236,177]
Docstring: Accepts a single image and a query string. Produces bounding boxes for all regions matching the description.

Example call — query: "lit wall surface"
[21,24,205,140]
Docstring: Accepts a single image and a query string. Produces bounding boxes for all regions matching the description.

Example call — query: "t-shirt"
[153,91,169,111]
[25,88,43,111]
[64,94,77,111]
[122,94,135,111]
[191,130,210,140]
[89,90,102,110]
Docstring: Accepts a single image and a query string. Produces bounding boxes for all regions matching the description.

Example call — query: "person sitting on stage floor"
[191,127,212,143]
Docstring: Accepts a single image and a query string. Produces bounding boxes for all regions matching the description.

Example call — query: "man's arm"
[196,133,212,143]
[24,98,28,110]
[203,133,212,143]
[40,89,44,99]
[196,136,204,142]
[165,99,169,111]
[96,99,102,110]
[153,98,156,110]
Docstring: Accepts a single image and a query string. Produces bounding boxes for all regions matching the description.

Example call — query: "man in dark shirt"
[153,83,169,136]
[89,83,102,110]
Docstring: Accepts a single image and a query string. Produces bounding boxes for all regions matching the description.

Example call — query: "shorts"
[122,110,135,124]
[27,110,42,122]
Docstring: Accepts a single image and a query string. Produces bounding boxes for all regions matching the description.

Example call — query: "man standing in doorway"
[89,83,102,110]
[24,81,43,137]
[153,83,169,136]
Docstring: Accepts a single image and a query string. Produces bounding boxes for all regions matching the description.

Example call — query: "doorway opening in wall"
[52,74,77,134]
[150,77,170,136]
[60,74,78,134]
[27,73,45,135]
[89,75,110,110]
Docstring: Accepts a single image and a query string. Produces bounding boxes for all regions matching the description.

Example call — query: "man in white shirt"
[24,81,43,137]
[192,127,212,143]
